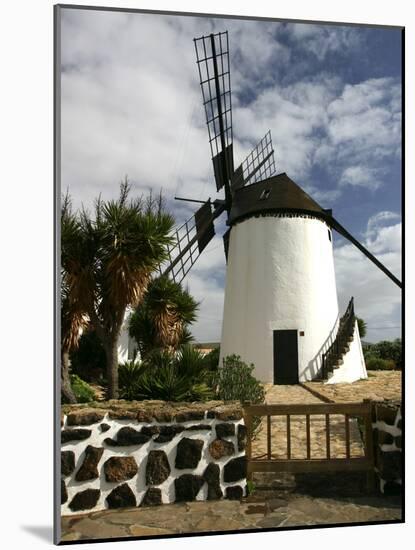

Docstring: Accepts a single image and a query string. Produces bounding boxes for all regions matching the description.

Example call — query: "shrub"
[216,355,265,404]
[216,355,265,435]
[118,345,214,402]
[365,357,396,371]
[203,347,220,371]
[70,374,96,403]
[118,360,146,400]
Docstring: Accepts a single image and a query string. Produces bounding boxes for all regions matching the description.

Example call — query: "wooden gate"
[244,400,375,490]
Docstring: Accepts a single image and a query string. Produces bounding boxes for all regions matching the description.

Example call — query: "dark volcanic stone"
[69,489,100,512]
[61,451,75,477]
[378,431,394,446]
[75,445,104,481]
[175,437,204,469]
[175,410,205,422]
[146,450,171,485]
[136,410,154,423]
[237,424,247,452]
[106,483,137,509]
[185,424,212,431]
[223,456,247,483]
[209,438,235,460]
[175,474,204,502]
[215,423,235,439]
[225,485,243,500]
[61,479,68,504]
[376,404,399,426]
[153,410,174,422]
[397,418,402,430]
[105,426,151,447]
[61,429,92,443]
[140,425,160,437]
[108,410,136,421]
[383,480,402,496]
[100,423,111,432]
[154,425,184,443]
[66,411,105,426]
[203,463,222,500]
[395,435,402,449]
[378,451,402,481]
[104,456,138,483]
[141,487,162,507]
[207,409,243,420]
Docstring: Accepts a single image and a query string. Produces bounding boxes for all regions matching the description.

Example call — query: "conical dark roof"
[229,172,331,225]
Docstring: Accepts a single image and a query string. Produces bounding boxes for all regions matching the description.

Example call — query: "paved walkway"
[302,371,401,403]
[61,491,401,541]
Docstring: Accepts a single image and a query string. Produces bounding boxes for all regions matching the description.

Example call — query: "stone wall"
[61,401,247,516]
[372,401,402,495]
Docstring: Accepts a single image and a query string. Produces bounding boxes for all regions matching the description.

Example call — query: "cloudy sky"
[60,7,402,344]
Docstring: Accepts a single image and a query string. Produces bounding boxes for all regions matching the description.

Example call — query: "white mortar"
[61,413,246,516]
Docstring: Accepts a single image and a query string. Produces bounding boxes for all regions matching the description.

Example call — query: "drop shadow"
[301,313,340,381]
[21,525,53,543]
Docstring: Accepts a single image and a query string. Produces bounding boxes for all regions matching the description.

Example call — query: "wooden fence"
[244,400,375,491]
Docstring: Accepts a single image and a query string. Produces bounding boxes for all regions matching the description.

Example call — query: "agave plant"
[118,346,214,402]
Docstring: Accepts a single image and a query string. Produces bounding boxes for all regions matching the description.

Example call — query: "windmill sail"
[194,32,233,194]
[232,130,276,190]
[329,217,402,288]
[161,200,224,284]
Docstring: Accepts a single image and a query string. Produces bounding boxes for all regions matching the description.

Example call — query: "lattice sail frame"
[159,201,216,284]
[232,130,276,190]
[194,32,233,192]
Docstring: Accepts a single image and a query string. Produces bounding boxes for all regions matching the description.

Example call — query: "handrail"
[321,297,355,379]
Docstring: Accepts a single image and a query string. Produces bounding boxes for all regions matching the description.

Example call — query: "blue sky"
[60,9,402,343]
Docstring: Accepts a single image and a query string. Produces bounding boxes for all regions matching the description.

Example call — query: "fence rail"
[244,400,375,491]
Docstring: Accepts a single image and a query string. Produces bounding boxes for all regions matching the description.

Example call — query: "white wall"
[220,215,339,382]
[325,320,367,384]
[61,413,246,515]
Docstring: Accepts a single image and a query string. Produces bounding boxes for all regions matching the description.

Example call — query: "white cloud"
[59,10,401,344]
[334,213,401,343]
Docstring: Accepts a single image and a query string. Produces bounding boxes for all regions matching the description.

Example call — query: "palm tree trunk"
[105,337,119,399]
[61,349,77,404]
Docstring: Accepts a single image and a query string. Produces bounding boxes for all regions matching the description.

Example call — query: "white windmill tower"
[125,31,401,384]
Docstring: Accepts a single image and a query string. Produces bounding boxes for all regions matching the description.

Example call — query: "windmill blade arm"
[330,217,402,289]
[161,201,226,284]
[194,32,233,196]
[232,130,276,190]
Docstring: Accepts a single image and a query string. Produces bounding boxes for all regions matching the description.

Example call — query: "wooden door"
[273,330,299,384]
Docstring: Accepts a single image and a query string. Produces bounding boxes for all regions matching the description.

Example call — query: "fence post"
[243,402,253,482]
[363,399,376,493]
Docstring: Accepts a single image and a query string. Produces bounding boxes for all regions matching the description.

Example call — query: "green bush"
[365,357,396,371]
[203,347,220,371]
[118,361,147,400]
[216,355,265,404]
[70,374,96,403]
[118,345,214,402]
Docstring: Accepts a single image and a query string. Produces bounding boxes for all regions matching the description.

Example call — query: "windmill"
[125,31,401,384]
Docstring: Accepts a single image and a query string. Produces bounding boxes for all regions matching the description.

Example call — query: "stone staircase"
[320,297,355,381]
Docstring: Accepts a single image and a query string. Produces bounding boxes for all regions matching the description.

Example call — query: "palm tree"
[61,195,89,403]
[129,275,198,359]
[61,180,175,398]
